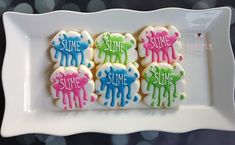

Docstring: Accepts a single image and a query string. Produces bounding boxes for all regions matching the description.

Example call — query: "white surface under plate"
[1,7,235,137]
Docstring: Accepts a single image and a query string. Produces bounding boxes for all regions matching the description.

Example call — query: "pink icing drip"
[143,30,179,64]
[52,71,90,109]
[179,55,183,61]
[91,96,96,102]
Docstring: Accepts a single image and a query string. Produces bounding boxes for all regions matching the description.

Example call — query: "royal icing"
[138,25,182,66]
[141,62,186,108]
[50,66,97,110]
[95,63,140,108]
[51,31,94,68]
[94,32,137,66]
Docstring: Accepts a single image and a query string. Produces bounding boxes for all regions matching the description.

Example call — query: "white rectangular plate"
[1,7,235,137]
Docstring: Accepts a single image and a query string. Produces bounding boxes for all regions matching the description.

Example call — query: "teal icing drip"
[98,66,138,107]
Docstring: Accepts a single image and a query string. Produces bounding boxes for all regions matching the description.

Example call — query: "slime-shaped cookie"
[94,32,137,66]
[138,25,183,66]
[50,66,97,110]
[141,62,186,108]
[95,63,140,108]
[51,31,94,68]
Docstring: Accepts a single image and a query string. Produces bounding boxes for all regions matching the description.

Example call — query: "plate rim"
[1,7,235,137]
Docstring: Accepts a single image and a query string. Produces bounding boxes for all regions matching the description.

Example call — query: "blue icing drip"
[99,66,138,107]
[98,71,102,77]
[134,96,138,102]
[52,40,55,45]
[104,102,108,106]
[134,73,138,78]
[52,33,90,67]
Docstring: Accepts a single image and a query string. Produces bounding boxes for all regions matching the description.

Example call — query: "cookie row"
[49,25,186,110]
[50,25,183,68]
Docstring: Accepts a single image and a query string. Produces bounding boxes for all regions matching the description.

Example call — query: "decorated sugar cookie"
[141,62,186,108]
[51,31,94,68]
[94,32,137,65]
[50,65,97,110]
[95,63,140,108]
[138,25,182,66]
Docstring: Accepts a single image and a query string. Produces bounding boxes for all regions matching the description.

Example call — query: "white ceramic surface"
[1,7,235,137]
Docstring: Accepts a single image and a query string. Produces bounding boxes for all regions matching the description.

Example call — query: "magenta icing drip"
[143,30,179,64]
[52,72,90,109]
[91,96,96,102]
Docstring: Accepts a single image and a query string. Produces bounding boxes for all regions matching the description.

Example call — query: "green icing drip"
[96,33,135,64]
[144,65,184,108]
[180,94,185,100]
